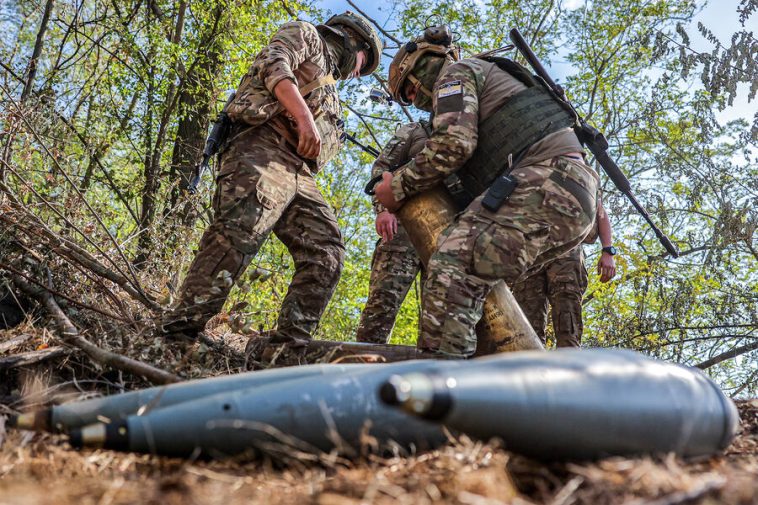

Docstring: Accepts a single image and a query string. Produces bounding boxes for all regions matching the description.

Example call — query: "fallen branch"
[0,334,33,354]
[0,262,133,324]
[13,276,180,385]
[0,211,160,310]
[0,347,69,370]
[245,337,438,369]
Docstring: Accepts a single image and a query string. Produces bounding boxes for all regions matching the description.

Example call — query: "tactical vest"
[446,57,577,208]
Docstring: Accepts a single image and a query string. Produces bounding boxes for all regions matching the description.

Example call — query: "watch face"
[604,246,617,256]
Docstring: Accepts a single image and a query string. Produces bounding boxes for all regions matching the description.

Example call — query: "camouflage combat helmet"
[318,11,383,76]
[388,26,459,106]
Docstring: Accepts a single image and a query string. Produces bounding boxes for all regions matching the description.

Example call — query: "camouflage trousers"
[419,156,598,357]
[166,125,344,340]
[512,245,588,348]
[355,224,423,344]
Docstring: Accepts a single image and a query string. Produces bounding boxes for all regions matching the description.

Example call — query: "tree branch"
[13,276,180,385]
[346,0,401,45]
[695,340,758,370]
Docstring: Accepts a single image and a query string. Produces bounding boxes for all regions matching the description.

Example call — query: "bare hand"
[272,79,322,160]
[295,114,321,159]
[597,252,616,283]
[375,211,398,242]
[375,172,400,212]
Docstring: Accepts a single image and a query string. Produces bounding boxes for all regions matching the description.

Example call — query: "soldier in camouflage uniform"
[161,13,382,343]
[376,30,599,357]
[512,198,617,347]
[355,121,430,344]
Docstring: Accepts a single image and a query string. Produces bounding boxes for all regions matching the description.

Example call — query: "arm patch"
[436,80,463,114]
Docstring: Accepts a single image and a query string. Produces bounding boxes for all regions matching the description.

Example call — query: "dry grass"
[1,321,757,505]
[0,401,755,505]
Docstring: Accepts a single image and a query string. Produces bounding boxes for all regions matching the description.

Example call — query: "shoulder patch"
[436,80,464,114]
[437,80,463,98]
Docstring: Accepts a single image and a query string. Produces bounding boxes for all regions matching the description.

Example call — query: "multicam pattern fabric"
[384,57,597,357]
[512,245,589,348]
[418,156,598,357]
[390,58,583,203]
[355,226,423,344]
[371,121,430,214]
[161,20,374,342]
[226,21,343,171]
[165,126,344,341]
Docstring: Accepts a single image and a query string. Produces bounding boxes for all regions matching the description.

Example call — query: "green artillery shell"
[14,363,367,433]
[381,348,740,460]
[69,359,470,458]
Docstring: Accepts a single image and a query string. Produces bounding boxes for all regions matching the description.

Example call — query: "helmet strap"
[407,74,433,99]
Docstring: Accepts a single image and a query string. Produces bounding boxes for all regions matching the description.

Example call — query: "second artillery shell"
[70,360,470,459]
[15,363,368,433]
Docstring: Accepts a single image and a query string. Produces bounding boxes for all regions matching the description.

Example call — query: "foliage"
[0,0,755,392]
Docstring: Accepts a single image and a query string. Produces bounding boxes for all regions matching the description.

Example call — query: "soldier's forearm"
[273,79,313,124]
[597,201,613,247]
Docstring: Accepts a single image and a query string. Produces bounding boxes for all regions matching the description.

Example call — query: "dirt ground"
[0,400,755,505]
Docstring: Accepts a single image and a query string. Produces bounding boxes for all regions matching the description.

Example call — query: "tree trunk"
[21,0,55,103]
[2,0,55,179]
[167,6,226,225]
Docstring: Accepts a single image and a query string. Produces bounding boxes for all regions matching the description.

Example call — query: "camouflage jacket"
[226,21,344,170]
[390,58,584,203]
[371,121,430,214]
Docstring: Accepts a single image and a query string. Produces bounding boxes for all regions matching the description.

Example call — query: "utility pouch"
[482,174,518,212]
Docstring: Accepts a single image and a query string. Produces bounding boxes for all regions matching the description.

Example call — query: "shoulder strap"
[478,55,538,88]
[298,74,338,97]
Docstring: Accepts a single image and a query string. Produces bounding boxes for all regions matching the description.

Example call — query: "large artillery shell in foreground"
[12,363,366,433]
[380,349,739,460]
[69,360,470,459]
[397,186,544,354]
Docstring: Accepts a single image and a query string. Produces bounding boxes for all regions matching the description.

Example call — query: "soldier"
[375,29,599,357]
[160,13,382,344]
[512,198,617,348]
[355,121,430,344]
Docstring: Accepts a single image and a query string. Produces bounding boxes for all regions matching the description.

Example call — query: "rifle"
[509,28,679,258]
[344,131,381,158]
[187,92,236,194]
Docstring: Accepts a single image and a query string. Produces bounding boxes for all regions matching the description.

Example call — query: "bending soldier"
[512,198,617,347]
[355,121,430,344]
[161,13,381,344]
[376,29,599,357]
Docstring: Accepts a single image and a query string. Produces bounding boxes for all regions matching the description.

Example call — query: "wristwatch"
[601,245,617,256]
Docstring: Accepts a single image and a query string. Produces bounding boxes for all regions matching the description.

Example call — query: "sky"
[316,0,756,125]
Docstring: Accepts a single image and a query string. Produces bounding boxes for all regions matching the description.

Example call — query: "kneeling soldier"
[376,28,599,357]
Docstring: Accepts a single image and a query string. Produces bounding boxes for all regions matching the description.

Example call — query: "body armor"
[448,57,578,208]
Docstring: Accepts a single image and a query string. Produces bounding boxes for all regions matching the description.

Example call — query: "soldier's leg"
[419,157,598,357]
[270,172,345,341]
[511,268,549,345]
[356,225,421,343]
[546,246,589,348]
[163,132,298,338]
